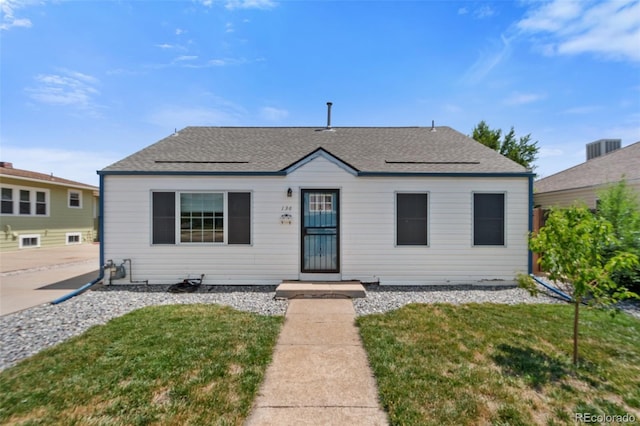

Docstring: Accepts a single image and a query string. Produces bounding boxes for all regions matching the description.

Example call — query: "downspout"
[527,173,534,274]
[529,274,573,303]
[51,173,106,305]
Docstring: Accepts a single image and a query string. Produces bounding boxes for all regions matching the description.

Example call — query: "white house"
[99,124,533,286]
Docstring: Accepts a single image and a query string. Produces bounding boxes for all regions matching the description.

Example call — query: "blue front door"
[301,190,340,273]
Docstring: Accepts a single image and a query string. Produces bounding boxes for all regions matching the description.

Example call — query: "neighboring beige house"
[534,140,640,210]
[100,125,533,286]
[0,162,99,251]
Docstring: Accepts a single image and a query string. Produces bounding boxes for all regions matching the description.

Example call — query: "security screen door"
[301,190,340,273]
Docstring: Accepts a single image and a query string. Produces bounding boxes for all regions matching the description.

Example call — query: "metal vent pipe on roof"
[326,102,333,129]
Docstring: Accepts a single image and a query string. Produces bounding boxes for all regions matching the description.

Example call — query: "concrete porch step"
[275,281,366,299]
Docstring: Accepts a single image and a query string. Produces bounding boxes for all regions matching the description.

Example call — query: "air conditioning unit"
[586,139,621,161]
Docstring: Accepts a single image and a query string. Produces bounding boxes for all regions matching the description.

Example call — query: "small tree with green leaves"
[596,180,640,292]
[471,120,539,170]
[519,206,638,365]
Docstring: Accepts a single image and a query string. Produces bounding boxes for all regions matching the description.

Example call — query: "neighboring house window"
[473,193,505,246]
[396,193,428,246]
[36,191,47,215]
[68,190,82,208]
[19,234,40,248]
[0,185,49,216]
[1,188,13,214]
[66,232,82,245]
[19,190,31,214]
[152,191,251,245]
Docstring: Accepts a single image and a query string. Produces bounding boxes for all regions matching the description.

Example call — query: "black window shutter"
[152,192,175,244]
[228,192,251,245]
[397,193,428,246]
[473,193,505,245]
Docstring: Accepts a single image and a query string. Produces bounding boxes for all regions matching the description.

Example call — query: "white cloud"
[518,0,640,62]
[503,92,546,105]
[462,34,512,84]
[26,69,102,113]
[147,102,247,128]
[260,106,288,122]
[561,105,602,115]
[0,145,118,187]
[474,5,495,19]
[149,56,253,69]
[538,146,564,159]
[225,0,276,10]
[0,0,35,30]
[174,55,198,62]
[195,0,276,10]
[457,4,495,19]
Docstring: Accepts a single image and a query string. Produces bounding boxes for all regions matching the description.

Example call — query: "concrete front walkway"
[246,299,388,426]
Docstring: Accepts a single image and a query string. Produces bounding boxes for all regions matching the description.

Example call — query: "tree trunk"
[573,300,580,365]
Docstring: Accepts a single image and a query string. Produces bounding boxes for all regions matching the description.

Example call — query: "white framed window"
[19,234,41,249]
[151,191,251,245]
[309,193,333,212]
[0,185,49,216]
[36,191,47,215]
[68,190,82,208]
[180,192,225,243]
[1,187,13,214]
[66,232,82,245]
[19,190,31,214]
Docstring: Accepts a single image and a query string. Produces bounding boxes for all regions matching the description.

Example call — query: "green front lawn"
[357,303,640,426]
[0,304,283,425]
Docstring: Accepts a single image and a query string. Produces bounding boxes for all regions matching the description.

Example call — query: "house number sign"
[280,206,293,224]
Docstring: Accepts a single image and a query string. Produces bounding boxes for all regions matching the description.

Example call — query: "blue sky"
[1,0,639,186]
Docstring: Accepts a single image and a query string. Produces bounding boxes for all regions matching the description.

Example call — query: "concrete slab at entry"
[275,281,365,299]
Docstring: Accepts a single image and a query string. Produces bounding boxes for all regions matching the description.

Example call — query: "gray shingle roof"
[0,163,98,190]
[535,141,640,193]
[101,126,528,175]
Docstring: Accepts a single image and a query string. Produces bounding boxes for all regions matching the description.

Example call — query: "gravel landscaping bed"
[353,284,567,315]
[1,283,638,372]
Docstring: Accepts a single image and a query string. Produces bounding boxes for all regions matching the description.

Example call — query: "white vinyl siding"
[103,155,529,285]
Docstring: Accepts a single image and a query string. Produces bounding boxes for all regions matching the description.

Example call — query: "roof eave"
[0,172,99,191]
[99,170,533,178]
[98,170,288,176]
[357,171,534,177]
